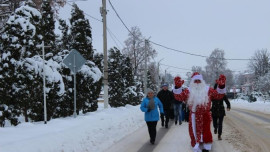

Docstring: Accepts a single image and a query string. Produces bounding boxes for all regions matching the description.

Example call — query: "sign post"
[36,41,50,124]
[233,87,236,99]
[63,49,86,118]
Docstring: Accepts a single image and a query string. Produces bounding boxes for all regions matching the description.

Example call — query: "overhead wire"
[160,63,191,71]
[66,1,124,50]
[66,2,103,22]
[107,0,254,61]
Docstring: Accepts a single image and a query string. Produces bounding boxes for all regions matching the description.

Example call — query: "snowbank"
[0,103,144,152]
[231,99,270,114]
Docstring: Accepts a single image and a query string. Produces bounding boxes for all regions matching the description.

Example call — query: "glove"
[147,108,151,112]
[160,113,164,117]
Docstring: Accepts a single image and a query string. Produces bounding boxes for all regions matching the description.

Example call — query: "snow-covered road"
[226,108,270,152]
[0,100,269,152]
[106,120,237,152]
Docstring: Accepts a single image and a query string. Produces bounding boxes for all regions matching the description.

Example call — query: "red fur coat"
[174,88,224,147]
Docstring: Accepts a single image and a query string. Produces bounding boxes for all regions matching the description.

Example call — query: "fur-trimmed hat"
[191,72,203,81]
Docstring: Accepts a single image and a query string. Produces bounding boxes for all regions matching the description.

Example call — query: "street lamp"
[157,58,164,90]
[165,67,170,83]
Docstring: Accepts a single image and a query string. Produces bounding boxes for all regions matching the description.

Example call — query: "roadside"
[225,108,270,152]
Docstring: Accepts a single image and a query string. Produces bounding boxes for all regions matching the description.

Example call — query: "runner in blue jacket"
[140,88,164,144]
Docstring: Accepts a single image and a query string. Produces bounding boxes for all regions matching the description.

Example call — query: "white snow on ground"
[0,103,144,152]
[230,99,270,114]
[0,99,269,152]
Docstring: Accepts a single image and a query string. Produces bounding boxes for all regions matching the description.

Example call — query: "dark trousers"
[146,121,158,142]
[212,115,224,135]
[160,110,170,125]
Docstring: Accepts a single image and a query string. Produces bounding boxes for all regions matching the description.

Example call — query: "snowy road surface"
[225,108,270,152]
[1,101,270,152]
[106,120,236,152]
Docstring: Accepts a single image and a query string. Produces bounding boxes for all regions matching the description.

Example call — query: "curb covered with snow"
[0,103,144,152]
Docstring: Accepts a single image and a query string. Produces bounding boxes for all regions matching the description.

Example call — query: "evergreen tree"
[58,19,70,50]
[91,53,103,109]
[70,3,93,60]
[68,4,102,114]
[147,70,156,92]
[53,50,74,117]
[122,57,139,105]
[40,0,56,56]
[108,47,126,107]
[0,2,42,125]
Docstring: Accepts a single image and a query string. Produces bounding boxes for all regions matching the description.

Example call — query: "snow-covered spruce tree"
[91,53,103,109]
[108,47,126,107]
[40,0,56,56]
[1,2,64,123]
[122,56,140,105]
[68,3,102,114]
[57,19,70,50]
[0,1,44,125]
[147,70,156,92]
[53,50,74,117]
[70,3,93,60]
[54,20,73,117]
[39,0,66,120]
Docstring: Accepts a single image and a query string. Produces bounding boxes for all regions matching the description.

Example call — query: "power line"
[160,63,191,71]
[66,1,126,50]
[107,27,121,49]
[150,40,254,61]
[108,0,135,37]
[66,2,102,22]
[107,27,125,48]
[107,0,254,61]
[150,40,208,58]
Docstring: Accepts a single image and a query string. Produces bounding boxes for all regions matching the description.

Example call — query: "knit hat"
[216,74,226,86]
[216,74,226,89]
[147,88,154,94]
[174,76,184,87]
[161,83,168,88]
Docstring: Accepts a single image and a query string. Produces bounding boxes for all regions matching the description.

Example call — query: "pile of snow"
[0,103,144,152]
[231,99,270,114]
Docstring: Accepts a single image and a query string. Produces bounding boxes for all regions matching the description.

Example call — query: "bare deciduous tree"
[122,26,157,78]
[204,48,227,86]
[248,49,270,78]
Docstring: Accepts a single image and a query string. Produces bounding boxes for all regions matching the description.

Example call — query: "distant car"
[226,92,237,99]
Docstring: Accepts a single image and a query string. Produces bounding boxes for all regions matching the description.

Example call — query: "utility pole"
[36,41,50,124]
[101,0,109,108]
[144,39,148,96]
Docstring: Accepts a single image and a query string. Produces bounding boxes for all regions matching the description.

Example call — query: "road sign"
[63,49,86,118]
[63,49,86,73]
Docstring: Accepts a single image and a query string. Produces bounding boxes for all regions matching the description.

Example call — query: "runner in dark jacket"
[211,83,231,140]
[157,83,174,128]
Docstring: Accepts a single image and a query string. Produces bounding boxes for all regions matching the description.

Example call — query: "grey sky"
[60,0,270,78]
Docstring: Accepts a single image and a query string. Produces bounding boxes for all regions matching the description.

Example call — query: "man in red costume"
[174,72,226,152]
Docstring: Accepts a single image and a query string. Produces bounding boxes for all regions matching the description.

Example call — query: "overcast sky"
[60,0,270,78]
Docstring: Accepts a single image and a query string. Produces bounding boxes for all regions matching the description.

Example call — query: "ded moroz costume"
[174,72,226,152]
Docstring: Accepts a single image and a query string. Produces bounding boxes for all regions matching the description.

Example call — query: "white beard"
[187,80,209,108]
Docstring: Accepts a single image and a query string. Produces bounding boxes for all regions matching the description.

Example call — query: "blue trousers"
[173,103,182,122]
